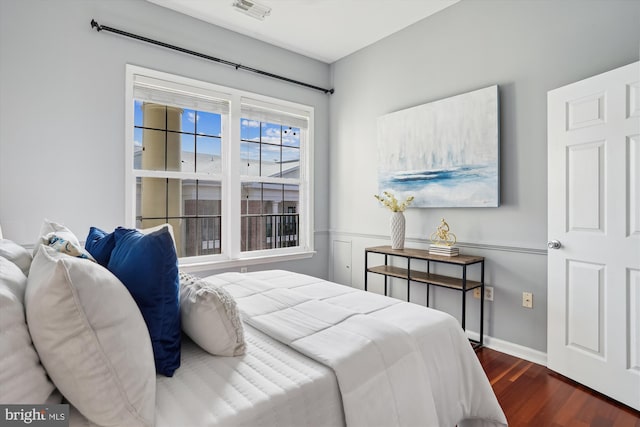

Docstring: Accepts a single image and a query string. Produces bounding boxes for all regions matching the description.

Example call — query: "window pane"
[182,217,221,256]
[195,136,221,174]
[135,102,221,174]
[240,182,299,252]
[166,106,182,133]
[137,177,168,224]
[282,126,300,147]
[134,129,182,172]
[241,118,261,141]
[261,123,281,145]
[133,128,143,169]
[134,101,143,127]
[241,182,263,215]
[281,146,300,179]
[197,111,221,137]
[180,134,195,173]
[240,141,260,176]
[181,109,196,134]
[239,120,301,178]
[136,178,222,258]
[261,144,281,177]
[183,180,222,257]
[139,129,166,170]
[262,183,283,213]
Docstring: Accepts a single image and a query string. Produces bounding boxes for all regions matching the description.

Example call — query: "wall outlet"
[473,286,494,301]
[240,267,248,273]
[522,292,533,308]
[485,286,494,301]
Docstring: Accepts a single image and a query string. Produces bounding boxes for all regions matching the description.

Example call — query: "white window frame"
[125,65,314,271]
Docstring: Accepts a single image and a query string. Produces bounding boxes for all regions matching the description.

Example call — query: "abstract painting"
[377,85,500,207]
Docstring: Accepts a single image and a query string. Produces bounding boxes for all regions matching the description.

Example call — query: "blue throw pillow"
[108,226,181,376]
[85,227,116,267]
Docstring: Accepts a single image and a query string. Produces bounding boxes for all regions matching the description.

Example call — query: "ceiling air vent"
[232,0,271,20]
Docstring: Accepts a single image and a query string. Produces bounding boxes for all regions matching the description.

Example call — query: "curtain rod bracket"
[89,18,334,95]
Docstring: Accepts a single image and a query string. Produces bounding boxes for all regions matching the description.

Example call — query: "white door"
[548,61,640,411]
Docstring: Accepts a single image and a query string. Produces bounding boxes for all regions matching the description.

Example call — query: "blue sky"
[134,101,300,163]
[134,101,221,156]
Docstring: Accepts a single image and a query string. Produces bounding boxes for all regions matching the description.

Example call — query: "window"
[126,66,314,268]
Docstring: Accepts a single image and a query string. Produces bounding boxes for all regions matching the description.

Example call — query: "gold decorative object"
[430,218,457,247]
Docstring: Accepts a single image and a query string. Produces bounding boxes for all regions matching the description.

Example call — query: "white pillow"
[179,271,246,356]
[0,239,32,276]
[25,246,156,427]
[0,257,58,404]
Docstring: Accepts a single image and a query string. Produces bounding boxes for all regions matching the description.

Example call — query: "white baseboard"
[466,331,547,366]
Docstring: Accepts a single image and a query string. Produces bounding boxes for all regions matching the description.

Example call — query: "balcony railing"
[137,213,298,256]
[242,213,299,251]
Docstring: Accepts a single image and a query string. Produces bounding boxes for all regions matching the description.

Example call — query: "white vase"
[390,211,406,250]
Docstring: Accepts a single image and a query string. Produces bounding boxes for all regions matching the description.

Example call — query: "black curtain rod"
[90,19,334,95]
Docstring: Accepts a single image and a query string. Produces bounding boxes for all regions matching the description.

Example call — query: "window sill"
[178,250,316,274]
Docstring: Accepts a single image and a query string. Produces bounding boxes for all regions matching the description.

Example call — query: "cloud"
[261,144,280,155]
[264,127,280,137]
[282,135,298,146]
[187,111,198,123]
[241,119,261,128]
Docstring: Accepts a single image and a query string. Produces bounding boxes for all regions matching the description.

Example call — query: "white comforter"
[211,270,507,427]
[69,324,345,427]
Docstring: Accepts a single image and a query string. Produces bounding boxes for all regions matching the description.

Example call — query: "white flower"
[374,191,414,212]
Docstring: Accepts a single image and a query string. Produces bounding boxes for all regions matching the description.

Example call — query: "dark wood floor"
[476,347,640,427]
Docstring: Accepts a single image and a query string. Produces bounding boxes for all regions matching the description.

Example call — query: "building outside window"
[240,117,300,252]
[126,65,313,267]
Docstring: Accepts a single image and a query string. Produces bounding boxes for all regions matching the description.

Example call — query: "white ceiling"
[146,0,459,63]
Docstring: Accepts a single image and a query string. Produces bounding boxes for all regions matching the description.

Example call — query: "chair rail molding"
[329,230,547,256]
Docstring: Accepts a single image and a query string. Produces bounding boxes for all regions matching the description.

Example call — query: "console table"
[364,245,485,348]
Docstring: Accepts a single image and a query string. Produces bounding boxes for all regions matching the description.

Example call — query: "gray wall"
[2,0,639,354]
[328,0,640,352]
[0,0,331,278]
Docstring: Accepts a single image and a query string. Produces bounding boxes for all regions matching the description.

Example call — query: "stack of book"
[429,244,459,257]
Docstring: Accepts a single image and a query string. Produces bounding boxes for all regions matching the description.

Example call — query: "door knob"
[548,240,562,249]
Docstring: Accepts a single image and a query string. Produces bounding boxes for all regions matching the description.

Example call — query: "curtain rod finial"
[90,19,102,31]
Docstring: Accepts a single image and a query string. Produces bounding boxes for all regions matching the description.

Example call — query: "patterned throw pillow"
[32,219,95,262]
[48,235,95,262]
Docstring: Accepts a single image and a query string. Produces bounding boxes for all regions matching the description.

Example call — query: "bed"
[1,223,507,427]
[69,269,507,427]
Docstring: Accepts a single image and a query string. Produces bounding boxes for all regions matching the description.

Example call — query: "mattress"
[69,324,345,427]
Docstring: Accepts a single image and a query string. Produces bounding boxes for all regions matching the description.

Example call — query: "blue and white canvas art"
[377,85,499,207]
